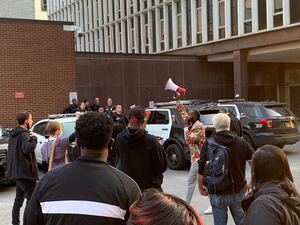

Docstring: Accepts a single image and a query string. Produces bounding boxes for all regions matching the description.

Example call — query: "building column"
[202,0,208,43]
[213,0,219,40]
[252,0,258,32]
[237,0,245,35]
[266,0,274,29]
[225,0,231,38]
[283,0,290,26]
[233,50,248,99]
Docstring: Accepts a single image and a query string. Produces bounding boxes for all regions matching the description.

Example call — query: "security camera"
[77,29,83,37]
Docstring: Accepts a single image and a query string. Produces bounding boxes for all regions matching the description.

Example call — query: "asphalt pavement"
[1,142,300,225]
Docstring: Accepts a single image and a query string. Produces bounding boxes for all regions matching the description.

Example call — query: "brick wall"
[0,19,76,127]
[76,53,234,113]
[0,0,35,19]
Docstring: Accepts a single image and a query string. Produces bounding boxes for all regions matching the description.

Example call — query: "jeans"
[185,161,198,203]
[209,190,245,225]
[12,180,36,225]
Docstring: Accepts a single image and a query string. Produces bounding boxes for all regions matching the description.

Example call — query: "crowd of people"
[5,100,300,225]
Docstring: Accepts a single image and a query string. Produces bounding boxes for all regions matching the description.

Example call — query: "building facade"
[0,0,47,20]
[0,18,76,127]
[48,0,300,53]
[49,0,300,116]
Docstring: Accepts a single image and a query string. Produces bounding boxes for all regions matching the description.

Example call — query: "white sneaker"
[204,205,213,214]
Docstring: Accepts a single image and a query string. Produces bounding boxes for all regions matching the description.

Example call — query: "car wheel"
[165,144,187,170]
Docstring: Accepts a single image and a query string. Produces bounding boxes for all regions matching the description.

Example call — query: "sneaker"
[204,205,213,214]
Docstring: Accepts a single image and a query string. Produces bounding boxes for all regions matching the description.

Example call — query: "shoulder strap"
[48,140,56,171]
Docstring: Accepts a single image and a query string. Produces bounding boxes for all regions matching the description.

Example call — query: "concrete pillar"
[233,50,248,99]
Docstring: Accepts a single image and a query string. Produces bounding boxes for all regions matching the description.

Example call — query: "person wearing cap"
[115,107,168,192]
[219,107,243,137]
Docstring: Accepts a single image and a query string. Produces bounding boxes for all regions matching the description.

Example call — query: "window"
[273,0,283,27]
[274,0,283,13]
[168,4,173,48]
[218,0,225,38]
[196,0,202,43]
[244,0,252,33]
[62,122,76,136]
[147,111,169,125]
[177,1,182,47]
[32,122,48,137]
[207,0,214,41]
[130,18,135,52]
[41,0,47,11]
[159,7,165,51]
[231,0,238,35]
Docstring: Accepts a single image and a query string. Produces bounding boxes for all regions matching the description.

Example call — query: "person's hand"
[199,185,209,196]
[30,132,36,138]
[173,93,181,101]
[244,183,252,195]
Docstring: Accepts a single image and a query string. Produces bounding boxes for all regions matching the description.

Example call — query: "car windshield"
[264,105,293,117]
[199,110,219,125]
[62,122,76,136]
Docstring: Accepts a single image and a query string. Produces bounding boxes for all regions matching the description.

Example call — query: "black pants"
[12,179,36,225]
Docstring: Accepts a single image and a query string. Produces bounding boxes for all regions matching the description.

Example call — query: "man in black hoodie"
[115,107,167,191]
[198,113,254,225]
[7,111,38,225]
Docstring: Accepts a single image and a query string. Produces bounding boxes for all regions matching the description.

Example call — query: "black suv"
[0,124,9,183]
[217,100,300,149]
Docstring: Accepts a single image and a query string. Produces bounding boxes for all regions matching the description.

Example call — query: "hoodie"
[242,181,300,225]
[7,126,38,180]
[115,128,167,191]
[198,130,254,194]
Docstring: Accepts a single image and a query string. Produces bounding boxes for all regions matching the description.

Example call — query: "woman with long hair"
[129,189,204,225]
[242,145,300,225]
[41,121,70,171]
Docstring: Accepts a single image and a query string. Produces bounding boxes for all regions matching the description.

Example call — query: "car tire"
[165,144,187,170]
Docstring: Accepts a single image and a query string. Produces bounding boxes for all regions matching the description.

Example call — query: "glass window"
[197,8,202,32]
[231,0,238,35]
[245,0,252,20]
[0,125,7,138]
[62,122,76,136]
[219,2,225,26]
[147,111,170,125]
[243,105,262,117]
[274,0,283,13]
[32,122,48,137]
[264,105,292,117]
[196,0,202,7]
[41,0,47,11]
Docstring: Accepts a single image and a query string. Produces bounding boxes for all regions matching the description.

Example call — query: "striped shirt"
[25,157,141,225]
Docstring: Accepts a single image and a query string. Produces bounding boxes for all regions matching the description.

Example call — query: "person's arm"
[198,141,208,196]
[150,138,168,174]
[21,132,37,155]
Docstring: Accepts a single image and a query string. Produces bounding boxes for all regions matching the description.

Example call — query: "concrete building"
[0,0,47,20]
[48,0,300,116]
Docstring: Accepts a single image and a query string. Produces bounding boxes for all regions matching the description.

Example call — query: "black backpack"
[204,137,233,193]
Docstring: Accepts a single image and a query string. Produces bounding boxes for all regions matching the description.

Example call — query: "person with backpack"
[241,145,300,225]
[198,113,254,225]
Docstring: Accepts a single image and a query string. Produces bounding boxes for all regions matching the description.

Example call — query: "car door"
[146,109,172,143]
[31,120,49,164]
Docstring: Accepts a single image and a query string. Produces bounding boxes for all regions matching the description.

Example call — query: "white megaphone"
[164,78,186,96]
